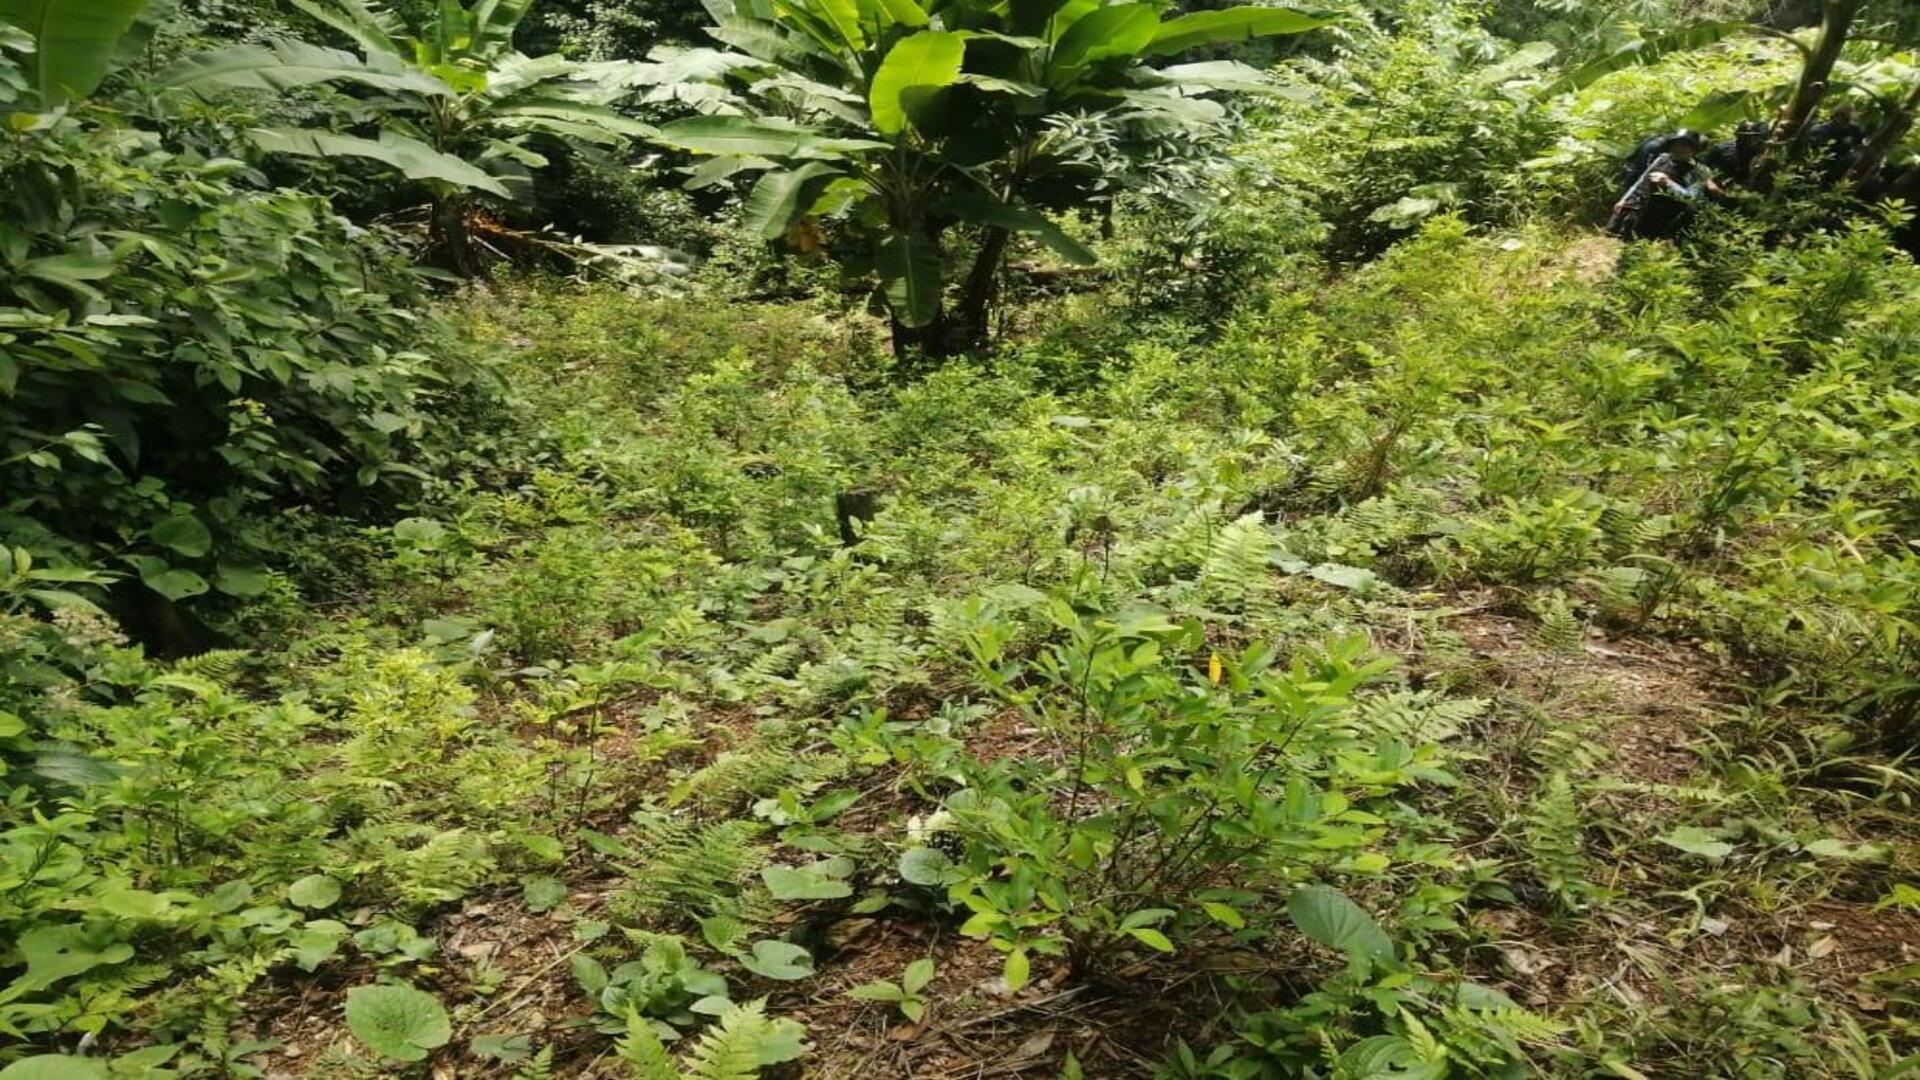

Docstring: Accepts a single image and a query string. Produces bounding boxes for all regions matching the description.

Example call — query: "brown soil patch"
[1441,598,1724,784]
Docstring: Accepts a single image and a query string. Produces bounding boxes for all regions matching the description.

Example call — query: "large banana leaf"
[0,0,148,104]
[160,40,449,97]
[946,188,1096,265]
[659,114,889,157]
[1050,3,1159,77]
[869,0,929,30]
[879,231,942,328]
[489,100,658,139]
[741,162,844,238]
[1543,22,1751,96]
[289,0,403,59]
[1143,7,1332,58]
[248,127,511,197]
[869,30,965,135]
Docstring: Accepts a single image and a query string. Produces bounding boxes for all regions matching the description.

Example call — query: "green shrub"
[0,69,497,633]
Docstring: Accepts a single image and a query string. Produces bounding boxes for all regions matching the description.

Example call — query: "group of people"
[1607,106,1869,241]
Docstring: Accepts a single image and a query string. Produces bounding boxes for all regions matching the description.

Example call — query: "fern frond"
[617,1009,683,1080]
[514,1046,557,1080]
[684,1001,807,1080]
[173,648,250,681]
[1355,689,1486,743]
[624,812,768,920]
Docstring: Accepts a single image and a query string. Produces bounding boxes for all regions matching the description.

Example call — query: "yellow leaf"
[1207,651,1222,685]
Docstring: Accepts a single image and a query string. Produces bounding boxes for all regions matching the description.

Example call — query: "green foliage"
[343,983,451,1062]
[635,0,1328,345]
[1247,3,1564,256]
[0,28,492,622]
[847,957,934,1021]
[163,0,657,270]
[616,999,807,1080]
[0,0,149,104]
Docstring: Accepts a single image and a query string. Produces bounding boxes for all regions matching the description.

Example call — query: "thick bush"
[0,68,497,638]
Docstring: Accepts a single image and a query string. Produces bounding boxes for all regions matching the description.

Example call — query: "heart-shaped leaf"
[344,983,451,1063]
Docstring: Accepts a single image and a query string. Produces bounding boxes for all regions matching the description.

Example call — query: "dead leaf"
[1500,944,1556,976]
[1808,936,1837,959]
[1008,1030,1056,1062]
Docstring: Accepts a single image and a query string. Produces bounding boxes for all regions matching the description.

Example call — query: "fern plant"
[616,1000,808,1080]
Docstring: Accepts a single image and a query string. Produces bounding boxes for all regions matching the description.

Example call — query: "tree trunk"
[952,226,1011,355]
[1849,79,1920,187]
[1754,0,1859,188]
[430,196,478,276]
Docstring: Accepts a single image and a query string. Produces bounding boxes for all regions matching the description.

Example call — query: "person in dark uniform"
[1702,120,1770,189]
[1807,104,1866,182]
[1610,130,1714,240]
[1619,132,1673,191]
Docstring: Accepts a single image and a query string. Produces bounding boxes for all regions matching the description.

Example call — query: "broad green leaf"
[946,188,1096,265]
[571,952,609,994]
[18,925,134,990]
[1803,837,1889,862]
[869,30,965,136]
[1201,901,1245,929]
[847,979,906,1001]
[1050,3,1157,78]
[872,0,929,28]
[1545,22,1751,96]
[1287,885,1393,961]
[1143,7,1332,58]
[1657,826,1733,859]
[0,1057,107,1080]
[33,750,121,786]
[878,232,942,328]
[816,0,865,49]
[287,0,404,58]
[287,874,342,910]
[159,40,450,96]
[21,253,115,297]
[344,983,452,1063]
[97,887,170,919]
[1002,947,1030,991]
[761,864,854,901]
[1678,88,1759,132]
[0,0,147,104]
[150,513,212,558]
[290,920,348,971]
[658,114,887,158]
[1127,927,1175,953]
[521,874,568,911]
[214,563,270,597]
[248,128,511,198]
[138,561,210,601]
[739,939,815,980]
[1153,60,1278,95]
[903,957,934,993]
[741,162,843,239]
[898,846,955,885]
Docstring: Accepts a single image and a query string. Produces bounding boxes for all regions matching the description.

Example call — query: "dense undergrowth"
[5,211,1916,1077]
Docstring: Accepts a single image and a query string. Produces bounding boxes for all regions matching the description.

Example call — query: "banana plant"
[634,0,1331,356]
[160,0,655,272]
[0,0,149,106]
